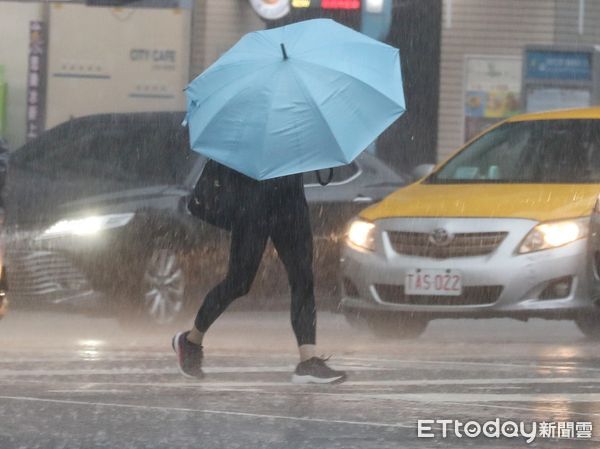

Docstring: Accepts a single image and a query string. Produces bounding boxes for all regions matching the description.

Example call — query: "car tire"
[118,246,191,327]
[0,267,7,320]
[575,313,600,340]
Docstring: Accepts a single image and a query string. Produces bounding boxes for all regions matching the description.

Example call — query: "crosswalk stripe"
[0,395,414,429]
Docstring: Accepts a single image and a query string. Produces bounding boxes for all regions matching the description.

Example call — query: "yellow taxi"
[341,108,600,339]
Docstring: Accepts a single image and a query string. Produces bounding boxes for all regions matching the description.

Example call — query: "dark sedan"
[5,112,405,325]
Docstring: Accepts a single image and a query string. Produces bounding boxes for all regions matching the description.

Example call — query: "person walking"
[172,166,346,384]
[175,20,405,384]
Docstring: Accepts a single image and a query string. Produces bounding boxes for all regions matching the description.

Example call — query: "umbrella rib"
[289,60,405,165]
[188,60,277,106]
[288,66,349,165]
[253,68,283,179]
[190,65,283,178]
[187,63,278,142]
[293,57,404,109]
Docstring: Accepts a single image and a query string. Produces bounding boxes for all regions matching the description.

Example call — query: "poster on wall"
[464,56,521,142]
[26,20,47,141]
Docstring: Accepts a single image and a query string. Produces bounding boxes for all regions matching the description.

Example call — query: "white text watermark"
[417,419,592,444]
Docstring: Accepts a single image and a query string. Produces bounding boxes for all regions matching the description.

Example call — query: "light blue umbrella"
[185,18,405,180]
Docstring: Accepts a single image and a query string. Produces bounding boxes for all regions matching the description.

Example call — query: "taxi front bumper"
[340,217,596,320]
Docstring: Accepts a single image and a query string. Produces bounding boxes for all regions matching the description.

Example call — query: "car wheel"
[575,312,600,340]
[366,312,429,339]
[0,267,7,320]
[118,247,190,327]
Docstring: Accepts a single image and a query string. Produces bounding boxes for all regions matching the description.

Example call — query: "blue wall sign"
[526,50,591,81]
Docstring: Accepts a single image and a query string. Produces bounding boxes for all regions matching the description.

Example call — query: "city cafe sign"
[248,0,290,20]
[130,49,176,63]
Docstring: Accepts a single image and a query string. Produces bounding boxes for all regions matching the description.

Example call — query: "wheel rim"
[141,249,185,325]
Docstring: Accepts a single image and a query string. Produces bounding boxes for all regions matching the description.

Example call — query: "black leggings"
[194,202,316,346]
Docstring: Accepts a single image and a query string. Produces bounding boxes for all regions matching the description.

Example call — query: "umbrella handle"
[316,168,334,186]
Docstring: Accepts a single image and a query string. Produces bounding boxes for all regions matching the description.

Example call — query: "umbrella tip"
[280,43,288,60]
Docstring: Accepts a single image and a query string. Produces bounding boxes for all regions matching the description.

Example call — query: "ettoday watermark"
[417,419,593,444]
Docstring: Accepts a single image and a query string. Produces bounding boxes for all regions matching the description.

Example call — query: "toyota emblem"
[429,228,454,246]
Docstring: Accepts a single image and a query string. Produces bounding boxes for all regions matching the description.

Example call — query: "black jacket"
[231,169,306,223]
[189,160,306,229]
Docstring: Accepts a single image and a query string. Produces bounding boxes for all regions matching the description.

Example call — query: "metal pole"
[445,0,452,29]
[579,0,585,35]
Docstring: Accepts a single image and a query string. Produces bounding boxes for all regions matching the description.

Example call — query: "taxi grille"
[387,231,508,258]
[375,284,503,306]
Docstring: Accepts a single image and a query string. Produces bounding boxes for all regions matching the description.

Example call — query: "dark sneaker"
[172,331,204,379]
[292,357,347,384]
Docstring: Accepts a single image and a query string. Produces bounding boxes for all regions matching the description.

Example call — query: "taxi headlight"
[41,213,135,238]
[518,218,589,254]
[346,219,376,251]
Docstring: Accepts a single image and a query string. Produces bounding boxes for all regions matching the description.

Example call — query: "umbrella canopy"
[185,18,405,180]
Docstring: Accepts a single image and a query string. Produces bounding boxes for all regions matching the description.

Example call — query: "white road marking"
[0,352,297,363]
[430,399,600,419]
[342,377,600,387]
[29,385,600,421]
[0,368,178,376]
[346,392,600,403]
[0,395,413,429]
[47,389,129,394]
[4,353,597,375]
[342,356,600,373]
[0,365,390,377]
[5,377,600,389]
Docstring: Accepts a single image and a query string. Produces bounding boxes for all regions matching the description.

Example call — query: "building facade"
[2,0,600,165]
[0,0,263,149]
[439,0,600,160]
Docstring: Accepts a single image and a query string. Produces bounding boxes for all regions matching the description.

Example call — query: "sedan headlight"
[42,213,135,238]
[346,219,376,251]
[518,217,589,254]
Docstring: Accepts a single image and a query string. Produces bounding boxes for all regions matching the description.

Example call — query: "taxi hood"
[360,183,600,222]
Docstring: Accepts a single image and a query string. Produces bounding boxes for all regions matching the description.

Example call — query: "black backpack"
[187,160,252,231]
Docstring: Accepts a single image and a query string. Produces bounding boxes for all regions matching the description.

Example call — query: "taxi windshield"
[427,119,600,184]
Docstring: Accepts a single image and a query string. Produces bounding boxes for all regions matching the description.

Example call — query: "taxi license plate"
[405,269,462,296]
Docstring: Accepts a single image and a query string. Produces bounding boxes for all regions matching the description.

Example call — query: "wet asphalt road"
[2,311,600,448]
